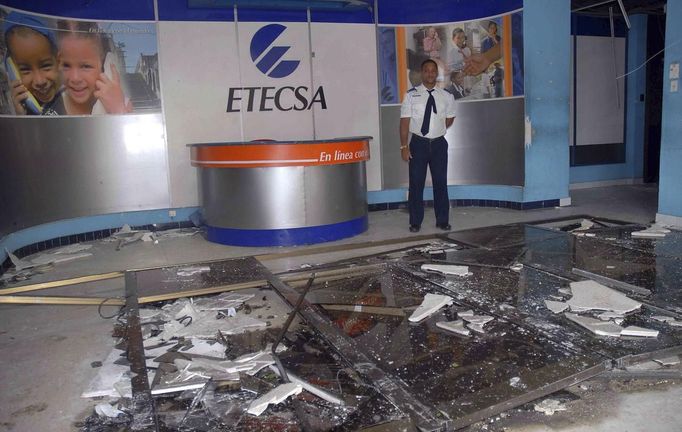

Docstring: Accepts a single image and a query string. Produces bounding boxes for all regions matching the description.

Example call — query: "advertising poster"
[379,10,524,104]
[0,8,160,116]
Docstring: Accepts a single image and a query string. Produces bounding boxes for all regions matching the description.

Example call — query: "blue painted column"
[522,0,571,204]
[657,0,682,225]
[626,15,647,180]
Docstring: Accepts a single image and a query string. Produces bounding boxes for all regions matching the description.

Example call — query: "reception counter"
[189,137,371,246]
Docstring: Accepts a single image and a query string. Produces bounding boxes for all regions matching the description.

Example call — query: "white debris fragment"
[461,314,494,333]
[141,232,155,242]
[247,383,303,416]
[268,365,345,405]
[191,293,254,311]
[597,311,625,321]
[95,403,124,418]
[510,263,524,272]
[408,293,454,322]
[81,349,132,398]
[534,399,567,415]
[458,310,475,317]
[421,263,471,276]
[651,315,682,327]
[567,280,641,314]
[436,320,471,336]
[52,243,93,254]
[30,252,92,265]
[620,326,659,338]
[558,287,572,296]
[653,356,681,366]
[180,338,227,358]
[631,224,670,238]
[565,313,623,337]
[573,219,594,232]
[509,376,526,389]
[177,266,211,277]
[544,300,569,314]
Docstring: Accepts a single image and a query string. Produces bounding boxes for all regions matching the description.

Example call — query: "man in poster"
[399,59,456,233]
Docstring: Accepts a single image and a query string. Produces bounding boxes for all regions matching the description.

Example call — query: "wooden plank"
[137,280,268,304]
[0,295,125,306]
[0,272,123,296]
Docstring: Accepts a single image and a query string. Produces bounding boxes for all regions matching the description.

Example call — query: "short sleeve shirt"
[400,84,456,139]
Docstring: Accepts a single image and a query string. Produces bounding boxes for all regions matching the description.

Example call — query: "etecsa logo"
[250,24,300,78]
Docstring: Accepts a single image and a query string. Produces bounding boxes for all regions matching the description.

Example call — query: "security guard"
[400,59,456,233]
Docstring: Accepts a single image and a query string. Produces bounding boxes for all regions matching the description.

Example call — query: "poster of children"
[379,11,523,104]
[0,8,161,116]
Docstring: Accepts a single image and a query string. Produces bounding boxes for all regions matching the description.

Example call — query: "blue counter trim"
[206,215,368,247]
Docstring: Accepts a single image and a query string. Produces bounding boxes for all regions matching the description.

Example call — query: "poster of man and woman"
[0,7,160,116]
[379,10,524,104]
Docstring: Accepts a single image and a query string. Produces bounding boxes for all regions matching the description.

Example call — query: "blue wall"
[522,0,570,202]
[658,0,682,218]
[569,14,647,184]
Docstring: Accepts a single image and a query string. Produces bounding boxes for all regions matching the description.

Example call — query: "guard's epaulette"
[407,87,417,93]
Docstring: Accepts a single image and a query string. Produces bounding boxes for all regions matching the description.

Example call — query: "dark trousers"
[408,135,449,227]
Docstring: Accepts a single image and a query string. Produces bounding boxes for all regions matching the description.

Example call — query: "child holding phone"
[3,11,64,115]
[56,20,131,115]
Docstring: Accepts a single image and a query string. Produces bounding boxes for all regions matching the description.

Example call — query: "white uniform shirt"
[400,84,456,139]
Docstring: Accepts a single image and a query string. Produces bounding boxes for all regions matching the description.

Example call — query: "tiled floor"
[1,184,679,432]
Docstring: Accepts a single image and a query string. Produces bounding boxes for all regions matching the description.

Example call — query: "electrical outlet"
[670,62,680,80]
[168,210,177,217]
[671,80,678,93]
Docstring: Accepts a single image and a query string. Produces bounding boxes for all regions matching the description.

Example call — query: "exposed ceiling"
[572,0,666,16]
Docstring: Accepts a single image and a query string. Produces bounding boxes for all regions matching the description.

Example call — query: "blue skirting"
[206,215,368,247]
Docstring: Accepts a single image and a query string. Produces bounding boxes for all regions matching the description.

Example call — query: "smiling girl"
[56,20,131,115]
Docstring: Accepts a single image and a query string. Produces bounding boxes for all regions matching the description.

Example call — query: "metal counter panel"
[0,115,170,236]
[199,163,367,230]
[381,97,525,189]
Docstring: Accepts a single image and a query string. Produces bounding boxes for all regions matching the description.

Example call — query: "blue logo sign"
[250,24,300,78]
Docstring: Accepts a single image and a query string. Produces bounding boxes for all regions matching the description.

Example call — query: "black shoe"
[436,223,451,231]
[409,225,421,233]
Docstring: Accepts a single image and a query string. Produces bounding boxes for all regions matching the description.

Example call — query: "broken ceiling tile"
[620,326,659,338]
[567,280,641,314]
[177,266,211,277]
[247,383,303,416]
[268,365,345,406]
[544,300,569,314]
[631,224,670,238]
[408,293,454,322]
[564,313,623,337]
[94,403,124,418]
[650,315,682,327]
[458,309,474,317]
[436,319,471,336]
[30,252,92,265]
[81,349,131,398]
[510,263,524,272]
[597,311,625,321]
[653,356,681,366]
[191,293,254,311]
[461,314,494,333]
[420,263,471,276]
[179,338,226,359]
[534,398,567,416]
[558,287,572,296]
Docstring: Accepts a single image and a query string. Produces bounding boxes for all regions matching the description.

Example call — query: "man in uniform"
[400,59,456,233]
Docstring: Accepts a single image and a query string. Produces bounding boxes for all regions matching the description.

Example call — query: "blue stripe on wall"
[0,0,155,20]
[378,0,522,25]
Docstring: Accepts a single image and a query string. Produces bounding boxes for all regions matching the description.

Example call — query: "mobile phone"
[4,56,43,114]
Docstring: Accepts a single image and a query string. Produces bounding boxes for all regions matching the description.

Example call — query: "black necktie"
[421,89,437,136]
